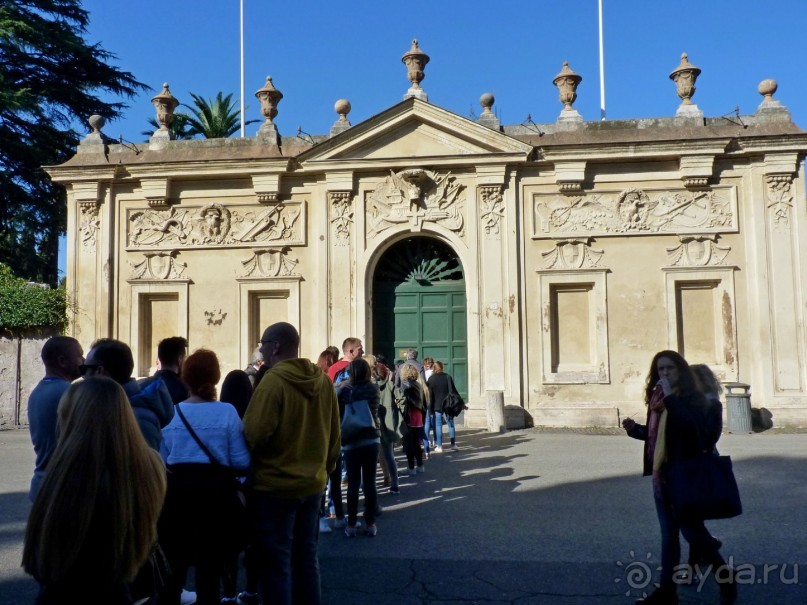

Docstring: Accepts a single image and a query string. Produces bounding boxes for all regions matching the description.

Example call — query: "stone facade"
[46,60,807,428]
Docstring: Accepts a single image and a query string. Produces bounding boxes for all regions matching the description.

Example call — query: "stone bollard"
[486,390,506,433]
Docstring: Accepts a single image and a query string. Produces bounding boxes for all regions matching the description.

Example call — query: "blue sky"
[58,0,807,274]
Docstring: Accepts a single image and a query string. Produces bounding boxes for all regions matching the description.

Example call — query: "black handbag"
[665,429,742,521]
[442,376,466,418]
[173,404,248,552]
[129,543,171,602]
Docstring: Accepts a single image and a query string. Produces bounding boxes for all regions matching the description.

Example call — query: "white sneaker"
[434,445,443,453]
[319,517,332,533]
[416,465,425,473]
[180,590,197,605]
[451,444,459,451]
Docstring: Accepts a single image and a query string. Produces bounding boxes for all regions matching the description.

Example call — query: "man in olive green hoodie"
[244,322,341,605]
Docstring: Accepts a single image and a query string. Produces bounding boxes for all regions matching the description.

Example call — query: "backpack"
[334,367,350,385]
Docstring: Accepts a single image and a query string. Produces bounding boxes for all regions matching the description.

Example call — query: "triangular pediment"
[297,98,533,166]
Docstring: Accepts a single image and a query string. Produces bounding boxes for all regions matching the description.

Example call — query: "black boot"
[718,573,737,605]
[635,586,678,605]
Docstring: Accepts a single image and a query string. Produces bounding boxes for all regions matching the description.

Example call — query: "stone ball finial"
[334,99,351,121]
[88,115,106,133]
[758,79,778,99]
[480,93,495,114]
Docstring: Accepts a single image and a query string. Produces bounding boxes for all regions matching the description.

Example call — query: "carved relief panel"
[129,250,187,280]
[478,185,504,238]
[366,169,465,237]
[79,201,101,250]
[540,239,604,270]
[665,235,731,267]
[329,191,353,245]
[765,175,793,227]
[532,187,737,239]
[238,247,300,278]
[126,201,306,250]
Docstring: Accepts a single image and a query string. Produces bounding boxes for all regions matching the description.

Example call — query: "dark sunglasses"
[79,363,102,376]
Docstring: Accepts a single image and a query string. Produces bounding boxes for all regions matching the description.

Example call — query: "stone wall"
[0,331,56,429]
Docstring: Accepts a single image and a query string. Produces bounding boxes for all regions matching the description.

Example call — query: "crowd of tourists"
[21,327,465,605]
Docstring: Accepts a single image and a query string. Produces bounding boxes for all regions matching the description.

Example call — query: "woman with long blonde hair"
[23,377,166,604]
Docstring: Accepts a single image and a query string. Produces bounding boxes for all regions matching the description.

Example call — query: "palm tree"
[141,112,194,140]
[184,92,258,139]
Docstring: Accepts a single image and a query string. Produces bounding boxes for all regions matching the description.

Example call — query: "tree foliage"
[184,92,257,139]
[0,263,67,330]
[0,0,147,284]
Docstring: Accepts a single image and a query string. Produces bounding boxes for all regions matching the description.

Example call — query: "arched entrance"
[372,237,467,398]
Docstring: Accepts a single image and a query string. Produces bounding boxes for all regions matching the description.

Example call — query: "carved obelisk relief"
[763,172,802,391]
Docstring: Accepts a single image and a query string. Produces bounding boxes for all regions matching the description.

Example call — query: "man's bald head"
[260,322,300,367]
[41,336,84,381]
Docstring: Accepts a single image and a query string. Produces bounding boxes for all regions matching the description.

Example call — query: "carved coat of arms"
[367,169,464,235]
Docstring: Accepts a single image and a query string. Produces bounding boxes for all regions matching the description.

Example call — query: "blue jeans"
[250,490,322,605]
[654,487,725,591]
[424,411,456,447]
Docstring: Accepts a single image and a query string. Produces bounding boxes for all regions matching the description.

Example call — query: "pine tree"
[0,0,146,284]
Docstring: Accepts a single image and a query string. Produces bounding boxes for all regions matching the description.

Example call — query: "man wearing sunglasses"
[82,338,174,450]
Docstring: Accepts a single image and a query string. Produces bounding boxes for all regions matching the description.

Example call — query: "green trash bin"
[724,382,752,433]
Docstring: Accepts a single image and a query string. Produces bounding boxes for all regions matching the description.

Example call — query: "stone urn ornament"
[669,53,703,117]
[255,75,283,142]
[553,61,583,122]
[402,39,430,101]
[151,83,180,139]
[255,75,283,126]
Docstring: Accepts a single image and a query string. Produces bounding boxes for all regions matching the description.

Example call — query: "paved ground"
[1,427,805,604]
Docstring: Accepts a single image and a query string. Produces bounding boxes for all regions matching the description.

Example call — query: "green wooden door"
[373,238,467,399]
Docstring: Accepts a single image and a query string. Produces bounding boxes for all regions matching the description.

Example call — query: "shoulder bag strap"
[174,403,223,467]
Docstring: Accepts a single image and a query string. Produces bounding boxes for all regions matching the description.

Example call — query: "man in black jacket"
[154,336,189,404]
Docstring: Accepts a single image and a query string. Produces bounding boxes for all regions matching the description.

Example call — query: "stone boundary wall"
[0,330,57,429]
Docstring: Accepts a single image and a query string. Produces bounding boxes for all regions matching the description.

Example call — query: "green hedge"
[0,264,67,330]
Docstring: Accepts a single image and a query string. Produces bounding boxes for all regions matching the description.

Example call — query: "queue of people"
[315,341,465,536]
[21,331,738,605]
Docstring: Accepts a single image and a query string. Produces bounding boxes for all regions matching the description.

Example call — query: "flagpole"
[240,0,245,137]
[598,0,606,120]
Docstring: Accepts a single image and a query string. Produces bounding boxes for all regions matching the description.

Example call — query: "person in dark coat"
[154,336,189,404]
[622,351,735,605]
[426,361,460,452]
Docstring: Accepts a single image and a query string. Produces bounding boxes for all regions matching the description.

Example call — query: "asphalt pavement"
[1,427,805,604]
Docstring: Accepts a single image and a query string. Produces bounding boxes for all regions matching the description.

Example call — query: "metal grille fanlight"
[374,238,463,284]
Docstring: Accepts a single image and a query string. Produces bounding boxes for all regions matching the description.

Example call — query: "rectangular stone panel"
[676,281,718,362]
[531,186,738,239]
[551,286,592,371]
[126,201,306,250]
[138,294,178,377]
